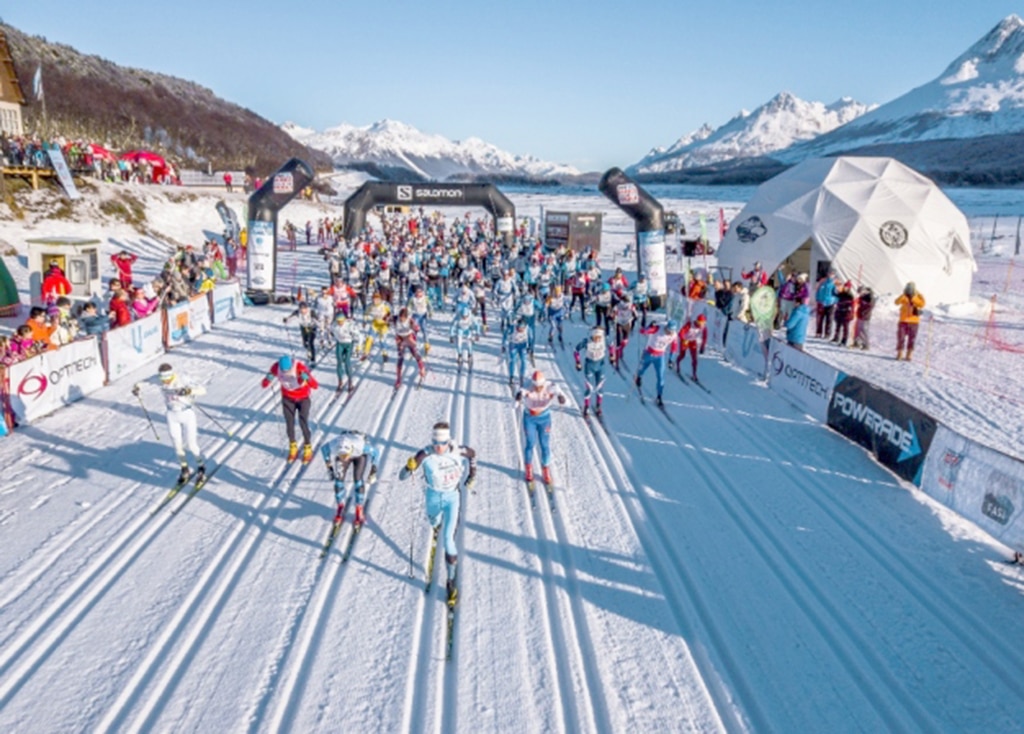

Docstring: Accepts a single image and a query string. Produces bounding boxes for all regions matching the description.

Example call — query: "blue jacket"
[785,304,811,345]
[815,280,837,307]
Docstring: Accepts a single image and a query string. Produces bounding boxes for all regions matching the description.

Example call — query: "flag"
[718,207,727,240]
[32,64,43,101]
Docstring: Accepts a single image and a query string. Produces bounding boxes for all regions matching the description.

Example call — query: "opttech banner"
[827,373,937,485]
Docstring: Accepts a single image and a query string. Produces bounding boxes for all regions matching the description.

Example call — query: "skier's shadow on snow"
[462,519,677,635]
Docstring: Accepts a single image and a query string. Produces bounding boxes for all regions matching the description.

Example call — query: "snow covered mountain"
[631,93,874,173]
[775,15,1024,162]
[283,119,580,181]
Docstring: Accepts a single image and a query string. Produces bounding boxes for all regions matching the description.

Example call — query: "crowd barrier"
[1,281,244,430]
[668,293,1024,556]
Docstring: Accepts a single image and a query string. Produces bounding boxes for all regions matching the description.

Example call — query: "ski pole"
[135,394,160,441]
[194,403,235,437]
[408,487,417,578]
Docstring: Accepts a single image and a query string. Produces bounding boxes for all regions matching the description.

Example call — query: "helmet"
[601,283,611,292]
[666,320,679,332]
[335,313,346,323]
[158,363,174,382]
[696,314,707,323]
[531,370,546,388]
[338,435,357,460]
[278,355,294,371]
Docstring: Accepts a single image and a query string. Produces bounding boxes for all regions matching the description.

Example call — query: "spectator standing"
[852,286,874,350]
[814,273,838,339]
[895,282,925,361]
[832,282,856,346]
[42,261,72,301]
[111,251,139,290]
[785,297,811,351]
[223,171,233,192]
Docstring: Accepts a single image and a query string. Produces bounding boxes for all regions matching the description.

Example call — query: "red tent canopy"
[88,143,117,162]
[119,150,167,167]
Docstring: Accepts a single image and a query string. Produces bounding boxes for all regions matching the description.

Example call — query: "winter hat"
[278,355,294,371]
[697,314,707,323]
[432,422,451,444]
[158,363,174,380]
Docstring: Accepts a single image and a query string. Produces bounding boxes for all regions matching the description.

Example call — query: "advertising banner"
[724,321,768,379]
[246,219,276,292]
[105,311,164,380]
[920,427,1024,553]
[766,339,838,422]
[188,294,212,339]
[637,229,667,299]
[165,301,191,348]
[212,281,244,324]
[45,146,81,200]
[7,339,104,422]
[827,374,937,485]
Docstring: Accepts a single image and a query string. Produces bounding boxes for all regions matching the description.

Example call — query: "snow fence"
[669,292,1024,557]
[1,281,244,429]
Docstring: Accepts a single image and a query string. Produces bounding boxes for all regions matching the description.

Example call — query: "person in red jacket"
[673,314,708,381]
[109,290,133,328]
[262,354,319,462]
[111,251,139,290]
[42,262,72,301]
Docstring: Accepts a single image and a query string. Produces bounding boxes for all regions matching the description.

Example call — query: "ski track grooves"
[694,361,1024,701]
[401,362,465,734]
[508,347,600,734]
[94,373,364,733]
[264,361,443,733]
[606,360,936,731]
[545,343,744,731]
[0,382,283,710]
[0,380,278,614]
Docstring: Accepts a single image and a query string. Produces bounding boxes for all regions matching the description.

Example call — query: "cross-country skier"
[635,320,679,407]
[321,429,380,528]
[514,370,567,486]
[674,315,707,381]
[574,327,608,418]
[449,303,482,371]
[361,291,392,363]
[610,293,638,366]
[399,421,477,606]
[514,291,542,356]
[284,301,319,367]
[493,269,519,339]
[409,284,433,354]
[261,354,319,462]
[392,307,427,388]
[331,312,363,393]
[545,284,567,347]
[507,319,531,388]
[593,282,613,336]
[132,362,207,485]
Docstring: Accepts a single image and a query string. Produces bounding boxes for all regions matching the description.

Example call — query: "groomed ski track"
[2,259,1024,731]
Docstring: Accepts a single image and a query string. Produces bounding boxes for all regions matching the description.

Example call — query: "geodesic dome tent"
[717,157,976,305]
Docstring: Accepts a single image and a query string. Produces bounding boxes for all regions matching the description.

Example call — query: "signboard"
[105,311,164,380]
[273,172,294,194]
[165,301,191,348]
[767,339,838,423]
[188,294,212,339]
[616,183,639,205]
[45,146,81,200]
[827,374,937,485]
[246,219,276,291]
[724,320,768,379]
[395,185,466,203]
[920,426,1024,553]
[212,281,244,324]
[637,229,667,298]
[7,339,105,422]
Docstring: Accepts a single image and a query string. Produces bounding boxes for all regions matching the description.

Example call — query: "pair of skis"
[150,464,217,517]
[319,471,377,561]
[675,368,712,394]
[526,477,556,512]
[423,526,458,662]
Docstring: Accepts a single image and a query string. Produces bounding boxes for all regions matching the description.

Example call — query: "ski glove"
[464,476,476,491]
[575,359,581,371]
[405,457,418,471]
[131,384,141,397]
[177,387,192,396]
[326,464,336,481]
[557,395,566,405]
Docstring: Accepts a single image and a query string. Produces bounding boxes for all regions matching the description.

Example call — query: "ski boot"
[457,355,463,370]
[656,395,664,408]
[446,578,458,608]
[582,402,589,418]
[368,465,378,485]
[302,443,314,463]
[382,351,388,364]
[353,504,365,528]
[508,376,514,388]
[525,464,534,483]
[541,465,552,485]
[176,464,192,486]
[467,354,473,370]
[347,379,355,394]
[287,441,299,462]
[194,462,206,485]
[419,362,427,380]
[424,342,431,355]
[596,397,603,417]
[634,375,642,388]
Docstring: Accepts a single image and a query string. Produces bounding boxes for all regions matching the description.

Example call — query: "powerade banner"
[767,339,837,423]
[7,338,105,422]
[827,374,937,485]
[920,426,1024,554]
[247,220,276,291]
[212,281,244,324]
[45,146,81,200]
[105,311,164,380]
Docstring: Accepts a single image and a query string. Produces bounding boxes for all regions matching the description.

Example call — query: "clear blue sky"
[4,2,1019,171]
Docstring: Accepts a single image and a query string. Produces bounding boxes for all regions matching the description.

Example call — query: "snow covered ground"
[1,182,1024,731]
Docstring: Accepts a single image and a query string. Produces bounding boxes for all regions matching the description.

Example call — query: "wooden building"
[0,29,26,135]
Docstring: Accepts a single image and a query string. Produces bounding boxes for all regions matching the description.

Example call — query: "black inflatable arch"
[343,182,516,247]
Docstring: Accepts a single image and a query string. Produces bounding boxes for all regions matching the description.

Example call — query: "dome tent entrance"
[716,157,976,305]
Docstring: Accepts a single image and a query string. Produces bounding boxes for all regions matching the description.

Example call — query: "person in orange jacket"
[25,307,58,351]
[895,281,925,361]
[262,354,319,462]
